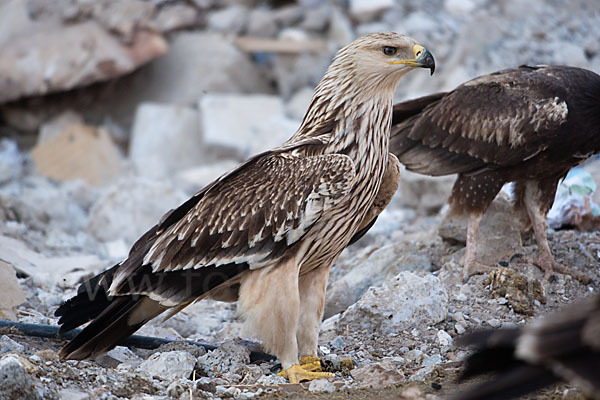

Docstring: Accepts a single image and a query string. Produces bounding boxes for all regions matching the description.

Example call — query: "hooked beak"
[389,44,436,75]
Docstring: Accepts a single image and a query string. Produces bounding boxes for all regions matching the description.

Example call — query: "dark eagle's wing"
[108,148,356,305]
[454,294,600,400]
[391,65,572,176]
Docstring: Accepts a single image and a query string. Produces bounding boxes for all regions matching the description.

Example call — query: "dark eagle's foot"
[463,260,497,283]
[522,253,591,285]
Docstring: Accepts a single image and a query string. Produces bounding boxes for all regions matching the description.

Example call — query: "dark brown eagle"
[390,65,600,281]
[453,294,600,400]
[54,32,435,383]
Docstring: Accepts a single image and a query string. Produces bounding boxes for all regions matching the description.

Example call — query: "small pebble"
[487,319,501,328]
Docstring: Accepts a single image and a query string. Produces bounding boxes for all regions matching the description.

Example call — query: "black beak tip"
[419,49,435,75]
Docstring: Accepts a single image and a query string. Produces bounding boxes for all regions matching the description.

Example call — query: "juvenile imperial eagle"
[454,294,600,400]
[55,33,435,383]
[389,65,600,282]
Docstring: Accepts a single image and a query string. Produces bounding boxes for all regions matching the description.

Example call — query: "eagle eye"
[382,46,397,56]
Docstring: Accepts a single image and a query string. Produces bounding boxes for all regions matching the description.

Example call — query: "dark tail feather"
[55,264,120,333]
[55,264,165,359]
[452,365,559,400]
[58,295,164,360]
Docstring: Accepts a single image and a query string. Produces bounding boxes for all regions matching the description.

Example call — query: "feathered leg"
[296,263,335,374]
[238,257,332,383]
[448,173,506,281]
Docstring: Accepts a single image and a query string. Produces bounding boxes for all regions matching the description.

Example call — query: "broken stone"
[349,0,395,23]
[436,330,452,347]
[308,378,336,393]
[285,86,314,121]
[0,236,103,289]
[0,139,23,184]
[486,267,546,315]
[246,8,279,38]
[37,110,85,144]
[422,354,442,367]
[0,335,25,355]
[327,8,354,48]
[197,340,250,382]
[351,361,404,389]
[86,176,188,247]
[94,31,273,128]
[130,103,203,180]
[396,169,455,213]
[207,5,249,34]
[0,261,27,320]
[137,351,197,381]
[173,161,238,195]
[31,123,124,187]
[0,19,167,103]
[325,240,434,317]
[199,94,298,158]
[0,354,43,400]
[153,3,200,32]
[337,272,448,334]
[438,193,524,266]
[57,389,90,400]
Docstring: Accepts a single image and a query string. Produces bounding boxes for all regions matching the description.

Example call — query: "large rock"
[351,361,404,389]
[197,341,250,382]
[130,103,203,180]
[0,10,167,103]
[395,169,455,213]
[0,354,45,400]
[438,193,523,266]
[325,239,434,318]
[98,31,273,128]
[0,236,103,289]
[337,272,448,334]
[87,177,189,247]
[31,123,124,187]
[0,261,26,320]
[199,94,299,158]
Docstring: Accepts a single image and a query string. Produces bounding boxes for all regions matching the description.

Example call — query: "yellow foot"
[299,355,322,372]
[278,364,334,384]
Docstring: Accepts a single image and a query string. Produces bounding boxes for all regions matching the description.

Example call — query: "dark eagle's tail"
[54,265,165,360]
[451,329,558,400]
[453,295,600,400]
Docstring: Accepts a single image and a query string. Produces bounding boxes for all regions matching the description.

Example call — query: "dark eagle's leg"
[448,172,506,281]
[519,180,591,284]
[463,212,497,281]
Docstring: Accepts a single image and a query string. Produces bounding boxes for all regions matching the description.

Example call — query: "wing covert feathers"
[390,65,587,176]
[110,152,355,295]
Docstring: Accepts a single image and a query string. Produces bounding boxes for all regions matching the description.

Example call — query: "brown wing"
[391,65,573,176]
[109,151,355,297]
